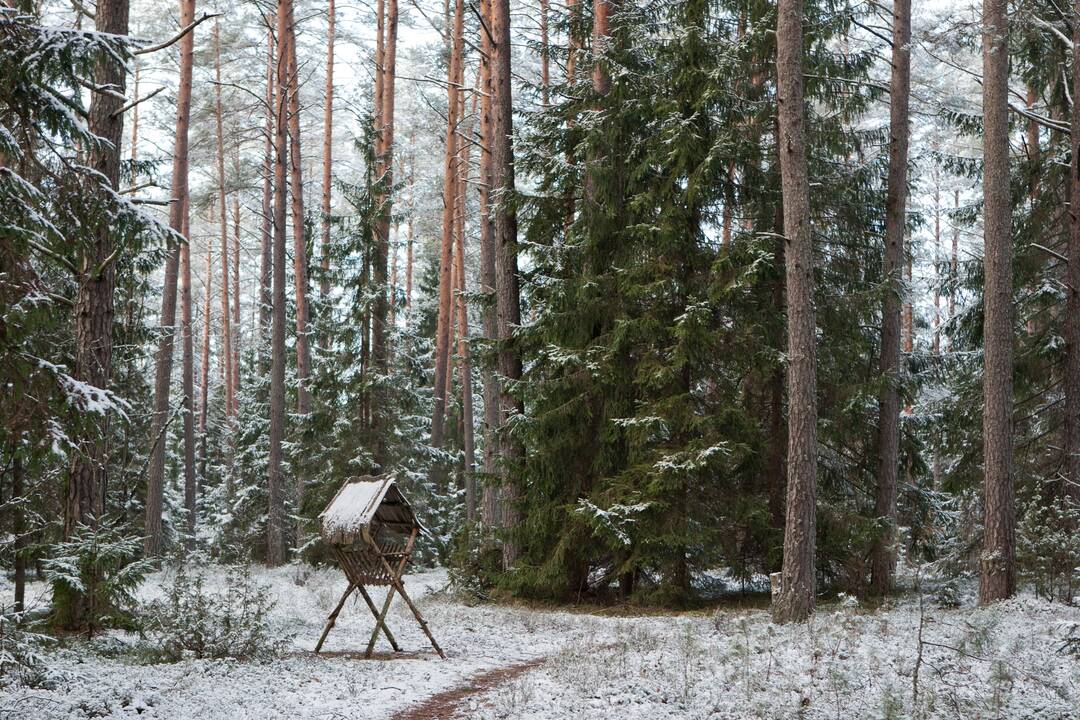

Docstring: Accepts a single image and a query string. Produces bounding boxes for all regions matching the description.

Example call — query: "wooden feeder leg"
[376,552,446,659]
[364,585,398,658]
[392,578,446,660]
[358,584,401,651]
[315,582,356,653]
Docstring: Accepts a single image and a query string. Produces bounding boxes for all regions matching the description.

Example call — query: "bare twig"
[134,12,222,56]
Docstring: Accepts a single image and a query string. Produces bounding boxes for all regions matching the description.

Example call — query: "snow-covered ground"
[4,566,1078,719]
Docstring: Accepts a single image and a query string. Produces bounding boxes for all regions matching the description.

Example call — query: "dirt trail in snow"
[390,657,546,720]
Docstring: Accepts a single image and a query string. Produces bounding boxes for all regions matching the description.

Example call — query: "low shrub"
[138,564,293,662]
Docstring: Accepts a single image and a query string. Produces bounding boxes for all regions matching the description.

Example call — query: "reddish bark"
[145,0,195,556]
[773,0,817,624]
[979,0,1015,603]
[431,0,465,450]
[213,22,234,419]
[320,0,336,301]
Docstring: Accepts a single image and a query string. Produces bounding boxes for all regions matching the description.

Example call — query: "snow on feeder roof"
[319,475,421,546]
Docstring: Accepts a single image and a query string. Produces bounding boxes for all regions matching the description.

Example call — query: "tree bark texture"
[979,0,1015,604]
[260,18,276,357]
[772,0,817,624]
[320,0,335,301]
[283,0,312,415]
[64,0,128,629]
[478,0,501,528]
[491,0,524,569]
[213,22,234,420]
[1065,0,1080,506]
[372,0,398,375]
[144,0,195,557]
[431,0,465,451]
[267,0,291,568]
[870,0,910,597]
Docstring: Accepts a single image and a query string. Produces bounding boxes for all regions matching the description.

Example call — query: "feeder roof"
[319,475,420,544]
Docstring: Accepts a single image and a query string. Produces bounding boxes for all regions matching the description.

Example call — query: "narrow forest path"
[391,658,547,720]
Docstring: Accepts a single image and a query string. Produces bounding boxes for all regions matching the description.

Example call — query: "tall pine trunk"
[772,0,817,624]
[320,0,336,301]
[62,0,128,629]
[491,0,523,569]
[144,0,194,557]
[199,237,212,477]
[260,18,276,358]
[213,22,234,420]
[178,202,197,549]
[979,0,1015,604]
[282,0,312,416]
[478,0,501,527]
[372,0,398,377]
[231,159,242,404]
[267,0,291,568]
[1065,0,1080,506]
[539,0,549,105]
[457,91,478,520]
[870,0,910,597]
[431,0,465,451]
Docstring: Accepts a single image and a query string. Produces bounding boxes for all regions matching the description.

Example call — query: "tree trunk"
[933,180,941,356]
[260,18,276,358]
[478,0,500,527]
[283,0,312,415]
[979,0,1015,603]
[13,453,25,613]
[405,148,416,322]
[539,0,549,105]
[591,0,610,96]
[63,0,128,629]
[1065,0,1080,507]
[199,237,211,477]
[372,0,399,376]
[950,189,958,322]
[431,0,465,451]
[231,169,242,397]
[869,0,910,598]
[457,89,478,521]
[320,0,335,301]
[267,0,291,568]
[491,0,523,569]
[772,0,817,624]
[213,22,234,420]
[144,0,194,557]
[179,205,197,549]
[768,200,786,537]
[130,61,140,163]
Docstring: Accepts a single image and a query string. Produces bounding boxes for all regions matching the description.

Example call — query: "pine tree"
[979,0,1016,603]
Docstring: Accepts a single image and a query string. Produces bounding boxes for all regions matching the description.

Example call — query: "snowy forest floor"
[4,565,1079,719]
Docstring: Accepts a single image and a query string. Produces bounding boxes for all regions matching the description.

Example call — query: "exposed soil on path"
[390,658,546,720]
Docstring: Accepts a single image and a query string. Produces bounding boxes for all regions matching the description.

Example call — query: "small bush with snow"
[137,564,294,662]
[0,610,51,688]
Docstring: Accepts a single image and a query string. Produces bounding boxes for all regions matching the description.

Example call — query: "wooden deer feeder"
[314,475,445,658]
